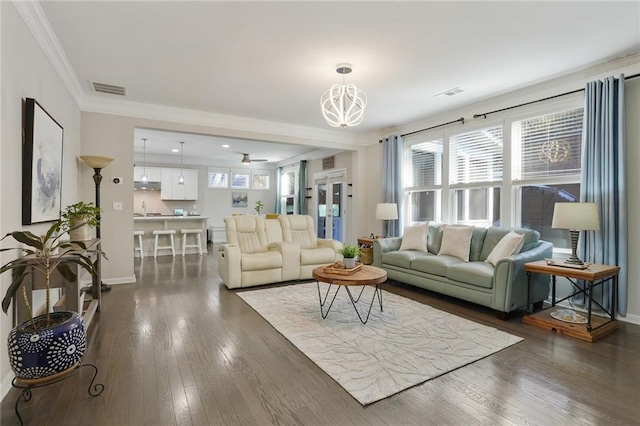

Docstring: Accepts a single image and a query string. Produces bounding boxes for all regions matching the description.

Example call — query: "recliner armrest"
[218,244,242,288]
[317,239,342,252]
[269,241,300,281]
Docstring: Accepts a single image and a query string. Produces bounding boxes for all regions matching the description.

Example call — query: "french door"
[314,170,346,241]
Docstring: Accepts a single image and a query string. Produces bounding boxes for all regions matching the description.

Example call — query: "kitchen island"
[134,215,209,257]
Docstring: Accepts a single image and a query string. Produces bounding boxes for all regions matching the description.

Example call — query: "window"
[251,170,270,190]
[230,170,250,189]
[450,126,503,226]
[280,166,298,214]
[513,108,583,249]
[207,168,228,189]
[403,138,443,224]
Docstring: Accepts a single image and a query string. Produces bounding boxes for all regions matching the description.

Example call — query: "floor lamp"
[79,155,114,292]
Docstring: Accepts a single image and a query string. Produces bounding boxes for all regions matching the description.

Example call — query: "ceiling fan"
[241,153,268,164]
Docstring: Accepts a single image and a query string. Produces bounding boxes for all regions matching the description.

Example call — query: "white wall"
[1,2,82,394]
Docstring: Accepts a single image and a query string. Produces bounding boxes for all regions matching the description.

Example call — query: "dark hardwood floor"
[2,247,639,425]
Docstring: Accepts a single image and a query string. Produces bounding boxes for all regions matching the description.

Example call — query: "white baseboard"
[80,275,136,287]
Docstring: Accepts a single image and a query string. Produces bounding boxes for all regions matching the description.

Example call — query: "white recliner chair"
[278,215,342,279]
[218,215,298,289]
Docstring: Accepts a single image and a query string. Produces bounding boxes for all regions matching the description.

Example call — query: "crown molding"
[12,0,84,108]
[81,95,368,148]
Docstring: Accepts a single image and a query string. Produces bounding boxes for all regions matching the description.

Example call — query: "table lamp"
[376,203,398,238]
[551,202,600,265]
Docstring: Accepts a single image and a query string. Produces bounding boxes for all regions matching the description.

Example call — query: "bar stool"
[180,229,203,256]
[153,230,176,258]
[134,230,145,259]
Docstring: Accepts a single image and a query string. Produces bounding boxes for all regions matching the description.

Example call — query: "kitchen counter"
[134,216,209,257]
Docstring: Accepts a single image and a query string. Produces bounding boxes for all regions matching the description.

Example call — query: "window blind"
[512,108,583,180]
[403,139,443,188]
[450,126,503,184]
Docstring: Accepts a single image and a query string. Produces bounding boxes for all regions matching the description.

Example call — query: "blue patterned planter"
[7,311,86,381]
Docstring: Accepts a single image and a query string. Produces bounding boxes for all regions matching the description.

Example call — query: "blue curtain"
[298,160,307,214]
[580,75,627,315]
[381,135,403,237]
[274,167,282,214]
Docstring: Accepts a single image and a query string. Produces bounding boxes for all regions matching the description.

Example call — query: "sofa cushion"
[300,247,336,265]
[399,223,428,252]
[382,251,416,269]
[279,215,318,249]
[469,227,488,262]
[438,225,474,261]
[485,231,525,266]
[427,223,444,254]
[241,251,283,271]
[225,215,268,254]
[480,227,540,260]
[446,262,494,289]
[411,254,463,277]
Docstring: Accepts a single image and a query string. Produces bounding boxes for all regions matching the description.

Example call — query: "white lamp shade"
[551,202,600,231]
[79,155,114,169]
[376,203,398,220]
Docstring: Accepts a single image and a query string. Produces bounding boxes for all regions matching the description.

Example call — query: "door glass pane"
[317,183,327,238]
[331,182,342,240]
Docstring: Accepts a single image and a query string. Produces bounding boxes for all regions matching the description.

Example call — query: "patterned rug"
[237,283,523,405]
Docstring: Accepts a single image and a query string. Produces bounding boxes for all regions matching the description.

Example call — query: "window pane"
[208,169,228,188]
[450,126,503,184]
[281,170,296,195]
[454,187,500,227]
[409,191,438,223]
[512,108,583,180]
[252,171,270,189]
[404,139,443,187]
[520,183,580,249]
[231,172,249,188]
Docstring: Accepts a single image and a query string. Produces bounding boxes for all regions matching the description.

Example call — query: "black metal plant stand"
[11,362,104,425]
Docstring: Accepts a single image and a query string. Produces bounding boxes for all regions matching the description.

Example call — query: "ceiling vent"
[91,81,127,96]
[434,87,464,97]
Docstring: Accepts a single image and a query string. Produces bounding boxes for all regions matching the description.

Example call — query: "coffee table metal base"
[316,282,383,324]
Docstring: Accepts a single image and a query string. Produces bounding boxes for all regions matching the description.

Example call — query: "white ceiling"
[37,1,640,164]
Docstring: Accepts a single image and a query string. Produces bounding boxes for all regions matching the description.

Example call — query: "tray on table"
[322,262,363,275]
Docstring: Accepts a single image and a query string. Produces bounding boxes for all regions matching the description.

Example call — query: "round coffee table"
[312,265,387,324]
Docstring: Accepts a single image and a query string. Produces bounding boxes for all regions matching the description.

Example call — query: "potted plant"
[1,219,106,382]
[255,200,264,215]
[61,201,101,241]
[337,244,361,269]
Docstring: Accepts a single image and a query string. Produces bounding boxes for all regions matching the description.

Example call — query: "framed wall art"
[22,98,64,225]
[232,191,248,208]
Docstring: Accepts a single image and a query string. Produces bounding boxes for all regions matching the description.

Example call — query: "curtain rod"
[399,117,465,138]
[474,72,640,119]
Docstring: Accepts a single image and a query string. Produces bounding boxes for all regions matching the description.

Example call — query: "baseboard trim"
[103,276,136,286]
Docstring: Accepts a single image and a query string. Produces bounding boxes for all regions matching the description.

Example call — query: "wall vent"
[434,87,464,97]
[91,81,127,96]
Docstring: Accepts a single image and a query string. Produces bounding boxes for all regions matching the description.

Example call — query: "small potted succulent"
[61,201,101,241]
[1,219,106,382]
[337,244,361,269]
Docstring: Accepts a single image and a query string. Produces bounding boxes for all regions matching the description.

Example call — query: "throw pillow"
[485,230,525,266]
[438,225,474,261]
[399,223,428,252]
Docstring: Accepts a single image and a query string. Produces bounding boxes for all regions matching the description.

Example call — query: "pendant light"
[178,141,185,185]
[321,63,367,128]
[141,138,148,183]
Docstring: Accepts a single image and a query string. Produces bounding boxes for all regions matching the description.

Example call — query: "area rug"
[237,283,522,405]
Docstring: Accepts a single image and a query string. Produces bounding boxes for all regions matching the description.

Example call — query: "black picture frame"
[22,98,64,225]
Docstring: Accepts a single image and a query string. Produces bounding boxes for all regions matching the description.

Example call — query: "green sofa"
[373,224,553,318]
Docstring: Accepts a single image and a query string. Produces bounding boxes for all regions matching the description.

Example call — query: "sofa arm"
[269,241,300,281]
[373,237,402,267]
[318,239,342,253]
[492,240,554,312]
[218,244,242,289]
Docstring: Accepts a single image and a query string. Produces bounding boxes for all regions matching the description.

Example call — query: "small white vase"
[343,257,356,269]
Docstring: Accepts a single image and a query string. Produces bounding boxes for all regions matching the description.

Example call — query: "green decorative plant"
[1,219,106,330]
[61,201,101,229]
[337,244,361,259]
[255,200,264,214]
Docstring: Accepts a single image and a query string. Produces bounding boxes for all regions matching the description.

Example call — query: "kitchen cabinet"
[134,166,162,182]
[161,168,198,200]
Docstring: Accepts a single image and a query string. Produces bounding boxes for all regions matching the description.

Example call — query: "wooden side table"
[523,260,619,342]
